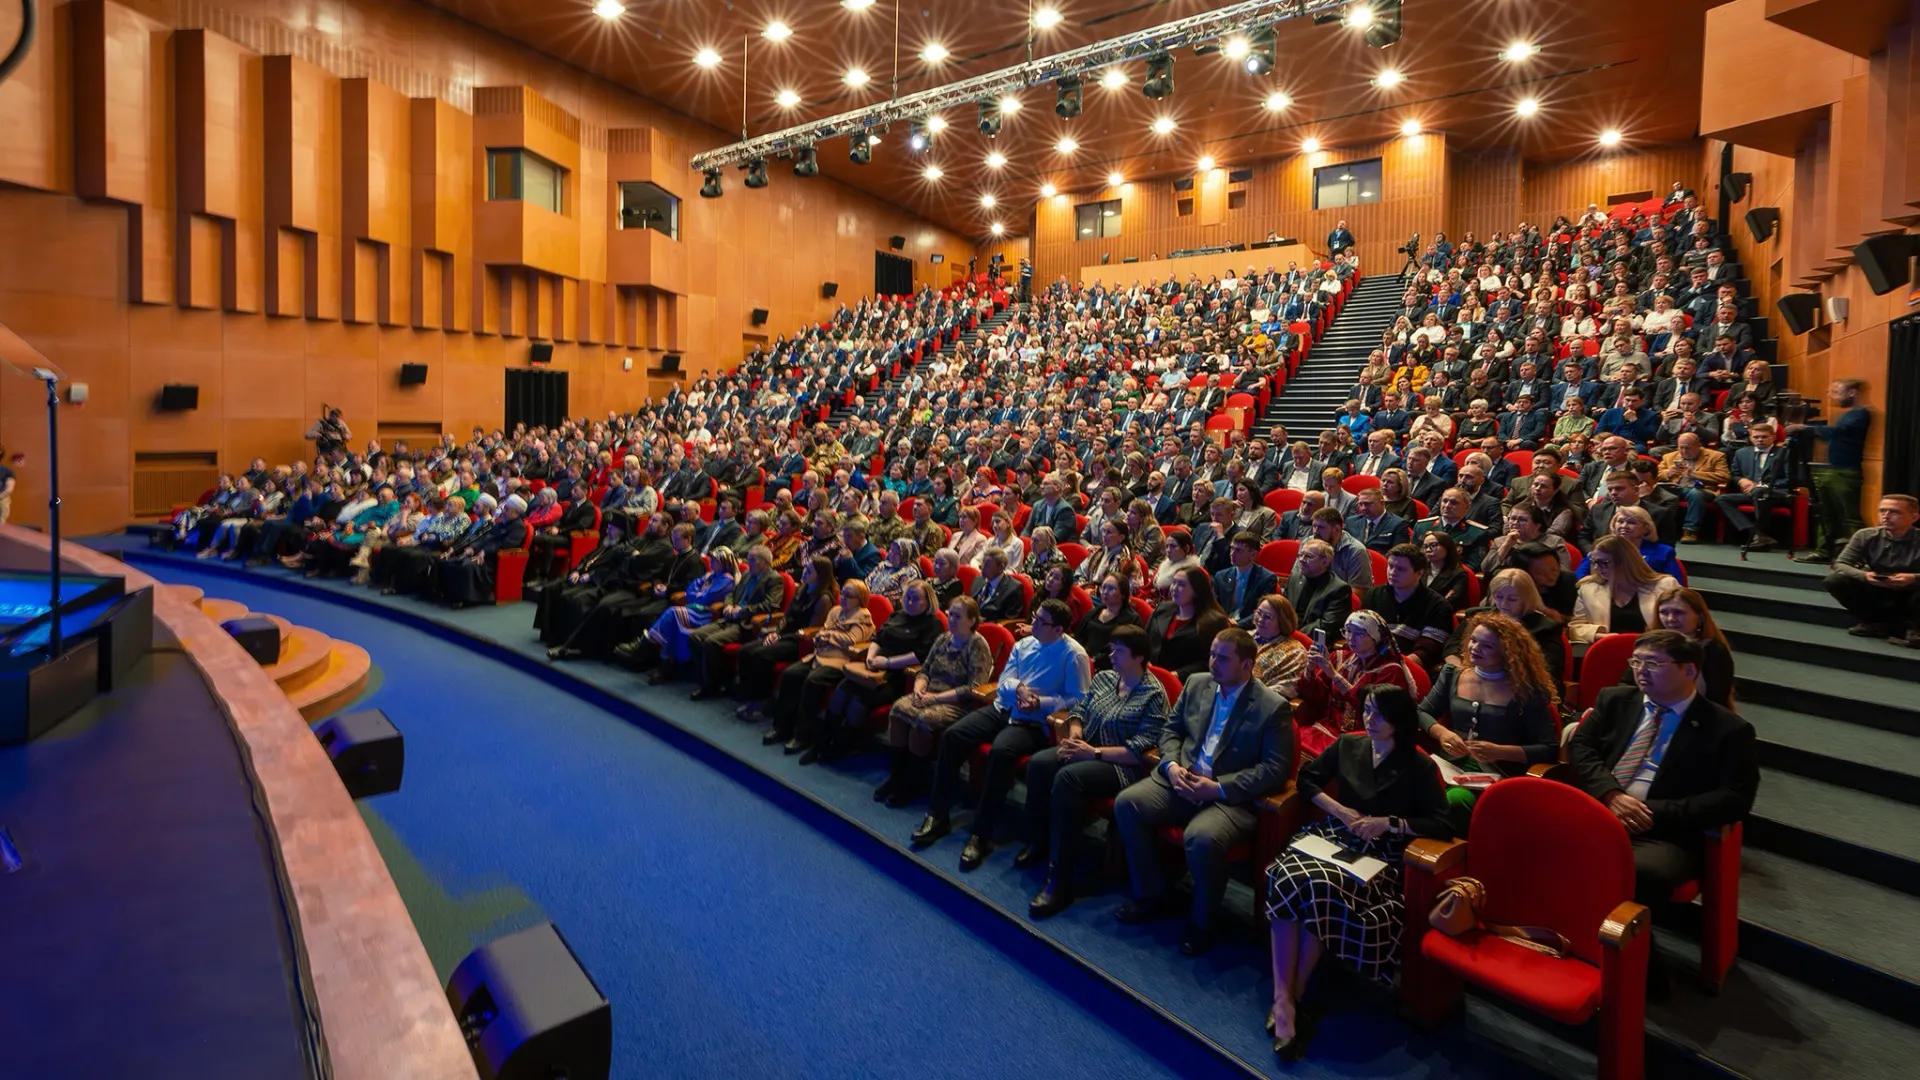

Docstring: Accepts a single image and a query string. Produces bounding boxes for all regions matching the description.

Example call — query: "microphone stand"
[38,370,61,657]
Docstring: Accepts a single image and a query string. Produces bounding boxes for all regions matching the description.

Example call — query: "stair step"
[1748,769,1920,897]
[1747,702,1920,805]
[1734,656,1920,733]
[1715,610,1920,680]
[1687,575,1851,629]
[1680,548,1831,591]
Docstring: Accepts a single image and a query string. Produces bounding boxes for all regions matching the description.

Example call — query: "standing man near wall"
[1326,219,1355,257]
[1018,257,1033,304]
[1788,378,1872,564]
[305,406,352,458]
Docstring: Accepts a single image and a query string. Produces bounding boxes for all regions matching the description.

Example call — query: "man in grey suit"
[1113,628,1293,955]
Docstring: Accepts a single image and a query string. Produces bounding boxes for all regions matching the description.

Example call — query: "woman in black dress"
[1264,685,1454,1060]
[1417,529,1472,612]
[1073,570,1142,670]
[1419,611,1560,828]
[1144,565,1230,679]
[1617,586,1736,707]
[813,579,946,764]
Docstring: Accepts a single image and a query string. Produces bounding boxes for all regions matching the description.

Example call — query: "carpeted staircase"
[1266,275,1404,437]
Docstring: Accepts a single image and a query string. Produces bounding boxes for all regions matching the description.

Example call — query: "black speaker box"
[313,708,404,799]
[159,384,199,410]
[1745,207,1780,243]
[1854,234,1916,295]
[221,614,281,666]
[661,353,682,373]
[446,922,611,1080]
[1776,292,1820,335]
[1227,168,1254,183]
[750,308,768,326]
[529,342,554,365]
[1171,177,1194,192]
[400,362,430,386]
[888,234,905,250]
[821,281,839,299]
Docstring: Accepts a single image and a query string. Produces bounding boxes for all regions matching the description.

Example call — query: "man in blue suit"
[1597,388,1660,451]
[1213,532,1278,628]
[1713,422,1793,550]
[1022,473,1081,542]
[1344,487,1412,554]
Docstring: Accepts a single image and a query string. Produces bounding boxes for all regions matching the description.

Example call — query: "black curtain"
[874,251,913,297]
[504,368,569,432]
[1887,315,1920,497]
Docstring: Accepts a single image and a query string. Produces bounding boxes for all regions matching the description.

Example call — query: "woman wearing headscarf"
[1294,610,1417,760]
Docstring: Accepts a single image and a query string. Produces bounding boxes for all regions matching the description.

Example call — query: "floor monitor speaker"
[221,615,281,666]
[313,709,404,799]
[446,922,611,1080]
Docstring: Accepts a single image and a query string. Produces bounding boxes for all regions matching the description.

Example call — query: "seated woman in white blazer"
[1568,534,1679,643]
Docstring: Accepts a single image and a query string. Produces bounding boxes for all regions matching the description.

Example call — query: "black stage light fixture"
[793,146,819,177]
[1143,52,1174,100]
[1055,76,1083,118]
[742,159,768,189]
[849,132,872,164]
[909,119,931,151]
[699,168,722,198]
[978,100,1002,137]
[1365,1,1403,49]
[1244,27,1276,75]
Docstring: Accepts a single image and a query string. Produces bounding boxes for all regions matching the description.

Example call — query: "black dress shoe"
[762,729,790,746]
[1028,877,1074,918]
[959,836,993,871]
[646,666,676,686]
[1178,921,1215,957]
[688,687,725,701]
[909,814,950,848]
[871,776,896,802]
[797,746,822,765]
[1115,897,1180,925]
[1012,843,1048,870]
[884,783,922,809]
[782,738,809,756]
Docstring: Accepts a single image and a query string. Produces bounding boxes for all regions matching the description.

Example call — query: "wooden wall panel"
[1447,149,1523,241]
[1520,144,1707,226]
[1702,0,1857,153]
[0,0,70,193]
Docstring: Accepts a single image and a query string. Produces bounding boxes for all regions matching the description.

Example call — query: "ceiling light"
[1344,4,1374,29]
[1243,27,1276,75]
[792,146,819,177]
[1360,190,1375,198]
[1033,7,1064,30]
[999,96,1022,114]
[1374,69,1404,89]
[1081,227,1093,235]
[867,134,881,145]
[987,151,1008,168]
[592,0,625,19]
[981,194,997,207]
[1339,173,1353,181]
[1599,128,1623,147]
[920,43,949,63]
[991,222,1006,236]
[1223,37,1250,60]
[1107,171,1125,187]
[926,115,949,133]
[841,0,876,9]
[924,165,944,180]
[1143,52,1174,100]
[761,20,793,42]
[1501,41,1539,62]
[1515,97,1540,118]
[844,68,869,87]
[849,133,872,164]
[1197,155,1215,172]
[1041,183,1058,197]
[1302,137,1321,153]
[1265,91,1292,111]
[1101,68,1128,90]
[1102,209,1115,217]
[978,100,1002,137]
[908,119,930,151]
[1055,137,1079,154]
[1400,118,1422,136]
[693,47,722,69]
[775,89,801,108]
[1151,116,1176,135]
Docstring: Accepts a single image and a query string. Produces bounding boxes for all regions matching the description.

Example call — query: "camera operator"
[305,405,351,457]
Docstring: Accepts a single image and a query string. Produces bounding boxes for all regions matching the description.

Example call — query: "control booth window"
[619,181,680,240]
[1312,158,1383,209]
[486,149,567,214]
[1076,198,1122,239]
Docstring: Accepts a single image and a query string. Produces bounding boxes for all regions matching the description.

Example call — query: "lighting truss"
[688,0,1353,173]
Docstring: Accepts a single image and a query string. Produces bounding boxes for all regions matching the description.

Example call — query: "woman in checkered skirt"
[1262,685,1455,1061]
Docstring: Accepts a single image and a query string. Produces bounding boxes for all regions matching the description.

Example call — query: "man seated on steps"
[1822,495,1920,649]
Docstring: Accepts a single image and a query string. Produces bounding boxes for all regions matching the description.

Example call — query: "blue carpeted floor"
[129,552,1567,1080]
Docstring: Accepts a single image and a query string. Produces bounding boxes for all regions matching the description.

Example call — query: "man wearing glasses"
[1567,630,1758,910]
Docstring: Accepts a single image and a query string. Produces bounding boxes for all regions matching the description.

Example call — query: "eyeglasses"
[1626,657,1673,673]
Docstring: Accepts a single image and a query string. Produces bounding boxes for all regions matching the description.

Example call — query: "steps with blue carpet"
[1745,702,1920,806]
[1746,769,1920,897]
[1266,276,1404,436]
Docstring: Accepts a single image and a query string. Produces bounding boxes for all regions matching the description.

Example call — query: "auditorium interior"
[4,1,1920,1078]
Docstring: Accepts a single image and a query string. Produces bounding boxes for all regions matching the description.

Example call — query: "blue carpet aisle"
[128,555,1568,1080]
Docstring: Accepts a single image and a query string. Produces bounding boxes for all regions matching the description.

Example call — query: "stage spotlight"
[849,132,872,164]
[792,146,819,177]
[1243,27,1276,75]
[1056,76,1083,119]
[1101,68,1128,90]
[909,119,932,151]
[1143,53,1174,100]
[743,159,769,189]
[700,169,722,198]
[1364,1,1402,49]
[978,100,1003,137]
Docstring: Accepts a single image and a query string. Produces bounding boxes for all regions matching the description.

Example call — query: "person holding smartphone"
[1821,495,1920,648]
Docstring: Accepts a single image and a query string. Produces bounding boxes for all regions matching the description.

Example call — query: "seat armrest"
[969,682,999,702]
[1599,900,1651,948]
[1527,762,1572,782]
[798,627,821,639]
[1404,838,1468,878]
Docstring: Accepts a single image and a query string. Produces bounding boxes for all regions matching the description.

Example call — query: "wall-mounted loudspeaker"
[750,308,769,326]
[1171,178,1195,192]
[661,353,682,373]
[930,253,945,264]
[1775,292,1819,335]
[820,281,839,299]
[1723,171,1752,202]
[159,384,199,411]
[888,235,906,251]
[529,342,554,365]
[399,363,429,386]
[1853,234,1917,295]
[1745,207,1781,243]
[1825,296,1850,324]
[1227,168,1254,183]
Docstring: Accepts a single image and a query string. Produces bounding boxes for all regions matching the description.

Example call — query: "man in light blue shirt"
[912,599,1092,871]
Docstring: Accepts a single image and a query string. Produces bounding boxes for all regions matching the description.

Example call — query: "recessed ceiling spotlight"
[867,134,882,145]
[844,68,870,87]
[999,96,1022,115]
[981,193,997,207]
[1599,128,1623,147]
[1501,41,1539,62]
[1265,91,1292,111]
[1344,5,1374,30]
[1515,97,1540,117]
[1223,37,1250,60]
[920,43,950,63]
[1033,7,1064,30]
[926,116,948,133]
[991,222,1006,236]
[775,89,801,108]
[924,165,944,180]
[1400,118,1422,136]
[1302,137,1321,153]
[1197,155,1216,172]
[1041,183,1058,197]
[1101,69,1128,90]
[1151,116,1176,135]
[1107,171,1125,187]
[762,21,793,42]
[693,47,722,69]
[1055,137,1079,154]
[986,151,1008,168]
[592,0,625,19]
[841,0,876,9]
[1374,69,1404,89]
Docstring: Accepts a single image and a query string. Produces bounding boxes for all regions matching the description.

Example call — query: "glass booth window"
[1312,158,1383,209]
[485,149,567,214]
[619,182,681,240]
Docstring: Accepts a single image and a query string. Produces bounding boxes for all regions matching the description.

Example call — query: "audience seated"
[880,594,996,806]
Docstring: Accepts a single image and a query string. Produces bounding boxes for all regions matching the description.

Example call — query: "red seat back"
[1257,540,1299,577]
[955,563,979,594]
[1058,541,1090,569]
[978,622,1016,676]
[1265,488,1305,514]
[1576,632,1638,712]
[1148,664,1183,702]
[866,594,895,627]
[1468,777,1636,967]
[1341,474,1383,495]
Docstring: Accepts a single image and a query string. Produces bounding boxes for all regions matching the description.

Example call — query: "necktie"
[1756,452,1770,478]
[1613,701,1663,790]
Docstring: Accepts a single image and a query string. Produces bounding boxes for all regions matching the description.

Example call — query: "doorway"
[504,368,569,432]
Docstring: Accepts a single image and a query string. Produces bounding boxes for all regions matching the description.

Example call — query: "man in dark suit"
[1284,539,1357,638]
[1326,220,1356,256]
[1351,430,1402,478]
[1406,448,1451,510]
[695,496,746,555]
[970,547,1027,622]
[1213,532,1279,628]
[1567,630,1758,907]
[1713,423,1792,550]
[1113,628,1292,954]
[1345,486,1412,554]
[1023,474,1080,543]
[833,519,883,581]
[688,544,789,699]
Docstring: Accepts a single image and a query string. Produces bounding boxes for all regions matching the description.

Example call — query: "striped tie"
[1613,701,1662,790]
